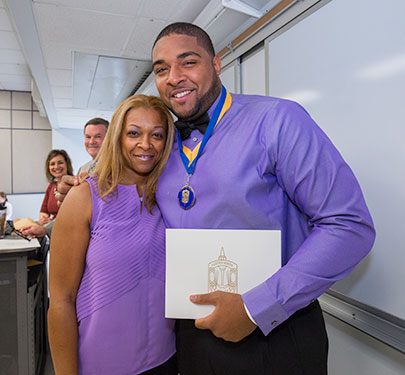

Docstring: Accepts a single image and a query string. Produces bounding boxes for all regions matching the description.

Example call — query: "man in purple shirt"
[152,23,375,374]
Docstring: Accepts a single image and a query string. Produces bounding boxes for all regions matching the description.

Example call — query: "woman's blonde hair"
[93,94,175,213]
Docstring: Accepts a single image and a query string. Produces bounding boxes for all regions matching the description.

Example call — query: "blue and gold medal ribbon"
[177,85,232,174]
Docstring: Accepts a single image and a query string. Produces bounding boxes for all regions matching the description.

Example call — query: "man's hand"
[56,172,88,205]
[191,291,257,342]
[20,225,47,239]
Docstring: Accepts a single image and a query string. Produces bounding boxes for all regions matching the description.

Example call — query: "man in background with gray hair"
[77,117,109,175]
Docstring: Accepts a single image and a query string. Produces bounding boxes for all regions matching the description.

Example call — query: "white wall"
[7,193,44,221]
[52,128,91,174]
[325,314,404,375]
[7,128,90,222]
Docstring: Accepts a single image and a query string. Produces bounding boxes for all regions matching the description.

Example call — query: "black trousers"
[139,354,178,375]
[176,300,328,375]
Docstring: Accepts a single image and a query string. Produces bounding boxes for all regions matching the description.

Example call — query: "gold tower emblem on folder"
[208,247,238,293]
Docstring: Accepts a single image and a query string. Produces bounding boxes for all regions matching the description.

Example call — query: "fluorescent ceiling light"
[222,0,263,18]
[72,52,151,111]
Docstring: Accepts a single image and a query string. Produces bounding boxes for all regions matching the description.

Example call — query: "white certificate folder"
[165,229,281,319]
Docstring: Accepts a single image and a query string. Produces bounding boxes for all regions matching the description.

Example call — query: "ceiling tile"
[54,98,73,108]
[56,107,113,129]
[124,17,167,60]
[57,118,89,128]
[34,3,136,51]
[52,85,72,99]
[0,49,26,64]
[41,42,73,69]
[2,0,263,129]
[168,0,211,22]
[0,63,30,75]
[33,0,144,16]
[48,68,72,86]
[0,9,13,31]
[56,107,112,118]
[138,0,181,19]
[45,43,126,67]
[2,82,31,91]
[0,31,21,49]
[0,73,31,84]
[138,0,209,21]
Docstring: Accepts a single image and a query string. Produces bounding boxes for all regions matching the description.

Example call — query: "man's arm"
[20,224,47,239]
[44,221,54,237]
[192,100,375,340]
[243,101,375,334]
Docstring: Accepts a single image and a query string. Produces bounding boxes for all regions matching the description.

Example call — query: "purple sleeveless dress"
[76,176,175,374]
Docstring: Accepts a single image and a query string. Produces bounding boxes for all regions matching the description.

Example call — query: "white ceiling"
[1,0,280,129]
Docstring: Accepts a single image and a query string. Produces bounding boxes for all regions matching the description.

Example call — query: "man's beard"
[174,76,221,122]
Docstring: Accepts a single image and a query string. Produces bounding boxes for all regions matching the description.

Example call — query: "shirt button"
[272,321,277,327]
[193,137,198,142]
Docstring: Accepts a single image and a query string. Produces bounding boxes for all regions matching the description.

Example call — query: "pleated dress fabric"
[75,176,175,374]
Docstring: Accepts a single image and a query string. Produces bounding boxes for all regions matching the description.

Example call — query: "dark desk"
[0,236,48,375]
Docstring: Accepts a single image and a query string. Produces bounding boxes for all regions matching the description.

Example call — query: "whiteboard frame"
[320,292,405,353]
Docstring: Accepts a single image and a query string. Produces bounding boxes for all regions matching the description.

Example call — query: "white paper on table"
[165,229,281,319]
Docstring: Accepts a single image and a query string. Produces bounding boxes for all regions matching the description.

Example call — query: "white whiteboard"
[241,47,266,95]
[220,64,237,93]
[267,0,405,319]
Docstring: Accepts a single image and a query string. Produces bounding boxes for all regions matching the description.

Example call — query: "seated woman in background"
[0,192,12,221]
[22,150,73,238]
[48,95,176,375]
[39,149,73,225]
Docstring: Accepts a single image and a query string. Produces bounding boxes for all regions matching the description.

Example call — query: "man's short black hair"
[153,22,215,57]
[84,117,109,132]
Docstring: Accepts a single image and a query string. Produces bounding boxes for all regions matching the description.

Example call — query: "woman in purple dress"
[48,95,176,374]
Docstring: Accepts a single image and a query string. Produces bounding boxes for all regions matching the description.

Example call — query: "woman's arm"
[39,184,52,224]
[48,182,92,375]
[38,212,51,225]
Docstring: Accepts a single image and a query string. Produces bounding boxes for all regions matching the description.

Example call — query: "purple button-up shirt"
[157,91,375,335]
